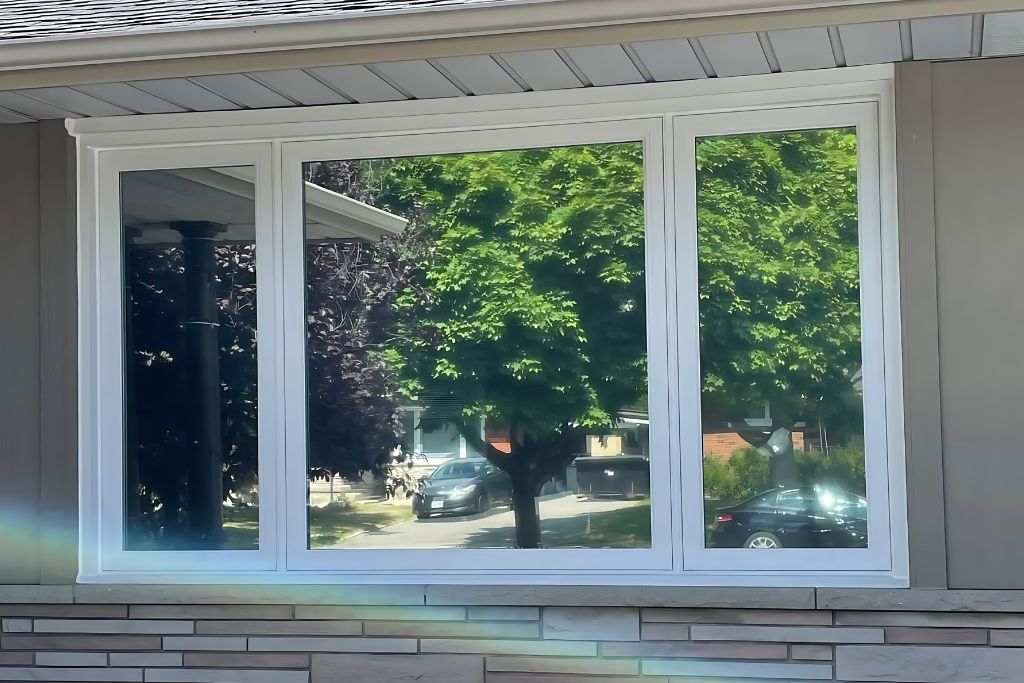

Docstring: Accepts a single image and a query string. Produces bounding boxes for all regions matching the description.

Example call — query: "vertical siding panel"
[37,120,78,584]
[895,62,948,589]
[0,122,42,583]
[930,56,1024,589]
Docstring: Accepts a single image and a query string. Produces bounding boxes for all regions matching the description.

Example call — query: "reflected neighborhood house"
[392,397,652,499]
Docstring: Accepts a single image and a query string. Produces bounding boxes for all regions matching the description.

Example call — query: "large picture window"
[78,70,904,584]
[300,143,654,553]
[281,121,673,573]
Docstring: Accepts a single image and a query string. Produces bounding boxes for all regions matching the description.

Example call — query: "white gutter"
[179,167,408,238]
[0,0,1013,77]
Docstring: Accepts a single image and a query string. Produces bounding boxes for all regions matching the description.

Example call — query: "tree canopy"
[696,129,864,436]
[374,144,648,438]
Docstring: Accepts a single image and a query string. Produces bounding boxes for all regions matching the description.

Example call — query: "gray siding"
[0,121,76,584]
[926,55,1024,589]
[0,122,41,584]
[895,61,947,588]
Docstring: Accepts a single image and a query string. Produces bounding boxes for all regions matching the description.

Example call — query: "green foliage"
[560,501,652,548]
[373,143,648,450]
[697,129,863,431]
[702,448,772,502]
[796,447,866,495]
[308,500,414,548]
[703,445,867,503]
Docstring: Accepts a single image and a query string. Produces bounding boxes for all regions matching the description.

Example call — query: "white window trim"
[281,120,674,574]
[675,102,894,573]
[74,63,907,586]
[82,143,280,575]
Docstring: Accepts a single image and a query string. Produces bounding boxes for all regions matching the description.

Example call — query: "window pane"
[122,166,259,550]
[697,129,869,551]
[302,144,653,550]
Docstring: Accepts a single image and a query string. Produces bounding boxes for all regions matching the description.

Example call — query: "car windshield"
[430,461,486,480]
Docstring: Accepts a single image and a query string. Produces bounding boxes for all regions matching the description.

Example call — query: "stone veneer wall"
[2,586,1024,682]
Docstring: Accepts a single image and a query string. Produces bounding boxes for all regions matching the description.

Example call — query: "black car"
[412,457,513,519]
[707,485,868,549]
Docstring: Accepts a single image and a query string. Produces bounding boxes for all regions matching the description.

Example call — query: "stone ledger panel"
[1,597,1023,681]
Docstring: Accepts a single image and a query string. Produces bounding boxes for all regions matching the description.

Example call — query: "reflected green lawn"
[309,501,415,547]
[222,506,259,549]
[560,500,652,548]
[222,501,416,549]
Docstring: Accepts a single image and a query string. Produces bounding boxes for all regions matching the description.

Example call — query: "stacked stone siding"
[1,586,1022,681]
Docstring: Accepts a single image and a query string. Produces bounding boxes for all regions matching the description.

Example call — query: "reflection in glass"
[696,129,869,550]
[122,166,259,550]
[302,144,653,550]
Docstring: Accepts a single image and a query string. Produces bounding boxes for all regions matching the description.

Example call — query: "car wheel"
[744,532,782,549]
[416,512,430,520]
[475,492,489,514]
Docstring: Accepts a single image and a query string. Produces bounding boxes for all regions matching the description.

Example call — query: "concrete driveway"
[333,494,641,549]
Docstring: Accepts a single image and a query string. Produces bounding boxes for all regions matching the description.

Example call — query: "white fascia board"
[0,0,1002,73]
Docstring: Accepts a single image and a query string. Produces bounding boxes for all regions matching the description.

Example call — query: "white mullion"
[661,113,685,575]
[280,142,314,570]
[252,142,284,573]
[671,115,707,575]
[271,138,289,576]
[877,80,909,582]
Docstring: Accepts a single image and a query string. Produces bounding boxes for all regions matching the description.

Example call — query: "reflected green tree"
[372,144,649,548]
[696,129,864,487]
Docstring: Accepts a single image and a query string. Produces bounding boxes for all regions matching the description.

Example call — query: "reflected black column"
[172,220,227,546]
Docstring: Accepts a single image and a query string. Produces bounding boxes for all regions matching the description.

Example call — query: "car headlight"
[450,485,476,499]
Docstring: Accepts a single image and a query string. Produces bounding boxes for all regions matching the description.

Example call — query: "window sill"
[63,574,908,607]
[9,584,1024,611]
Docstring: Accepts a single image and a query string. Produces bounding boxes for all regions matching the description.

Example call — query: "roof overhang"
[0,0,1017,89]
[123,167,407,244]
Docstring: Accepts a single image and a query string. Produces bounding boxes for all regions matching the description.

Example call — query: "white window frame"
[281,120,674,574]
[74,64,906,586]
[81,143,280,575]
[674,103,895,573]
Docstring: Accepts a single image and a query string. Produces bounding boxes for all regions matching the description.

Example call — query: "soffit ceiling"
[3,9,1024,123]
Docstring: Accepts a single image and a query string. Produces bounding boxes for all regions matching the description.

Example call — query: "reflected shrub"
[703,446,866,503]
[795,446,866,495]
[702,447,771,502]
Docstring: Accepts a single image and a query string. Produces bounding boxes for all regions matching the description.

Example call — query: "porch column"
[172,220,227,546]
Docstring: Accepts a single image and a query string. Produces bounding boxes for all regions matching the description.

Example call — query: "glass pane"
[697,129,869,550]
[122,166,259,550]
[302,144,653,550]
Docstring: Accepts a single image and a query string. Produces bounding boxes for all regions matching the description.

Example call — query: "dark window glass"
[122,166,259,551]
